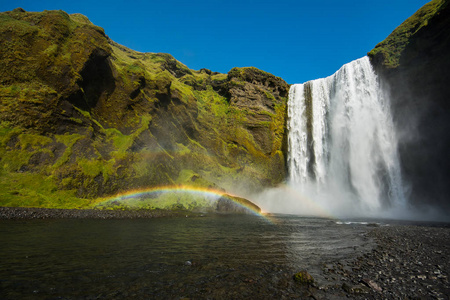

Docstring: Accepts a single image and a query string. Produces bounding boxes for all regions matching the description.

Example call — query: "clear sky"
[1,0,429,84]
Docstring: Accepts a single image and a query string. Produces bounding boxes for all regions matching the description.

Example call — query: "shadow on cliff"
[372,2,450,216]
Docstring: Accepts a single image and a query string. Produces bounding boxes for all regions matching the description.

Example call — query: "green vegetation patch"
[368,0,447,68]
[95,189,217,212]
[53,133,84,168]
[0,170,89,208]
[0,8,289,210]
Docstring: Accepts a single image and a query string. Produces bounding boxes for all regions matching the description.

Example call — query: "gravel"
[0,206,182,219]
[314,223,450,300]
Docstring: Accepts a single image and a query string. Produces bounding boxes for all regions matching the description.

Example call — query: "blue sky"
[1,0,429,84]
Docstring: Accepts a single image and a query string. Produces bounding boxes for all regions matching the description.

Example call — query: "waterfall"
[287,57,406,216]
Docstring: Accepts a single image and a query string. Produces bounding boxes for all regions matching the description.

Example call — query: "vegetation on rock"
[293,270,314,285]
[2,1,447,212]
[0,8,289,209]
[368,0,448,69]
[368,0,450,213]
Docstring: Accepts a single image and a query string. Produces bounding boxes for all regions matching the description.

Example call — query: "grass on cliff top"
[228,66,285,83]
[368,0,447,68]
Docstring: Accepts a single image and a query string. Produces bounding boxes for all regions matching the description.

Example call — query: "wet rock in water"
[215,195,261,214]
[342,283,370,294]
[361,278,382,292]
[293,270,314,285]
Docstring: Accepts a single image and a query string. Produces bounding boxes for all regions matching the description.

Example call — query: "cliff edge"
[368,0,450,213]
[0,8,288,208]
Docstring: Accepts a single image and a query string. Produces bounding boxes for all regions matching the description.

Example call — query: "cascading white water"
[287,57,406,216]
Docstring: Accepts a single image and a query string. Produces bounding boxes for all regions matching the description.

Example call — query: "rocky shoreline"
[312,223,450,299]
[0,206,183,219]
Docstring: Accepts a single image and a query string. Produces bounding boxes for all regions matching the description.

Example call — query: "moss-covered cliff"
[0,8,289,208]
[368,0,450,213]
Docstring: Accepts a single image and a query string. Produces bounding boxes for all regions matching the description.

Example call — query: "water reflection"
[0,214,373,298]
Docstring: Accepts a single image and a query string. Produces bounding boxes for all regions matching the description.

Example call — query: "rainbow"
[254,183,336,220]
[96,185,272,221]
[279,184,335,218]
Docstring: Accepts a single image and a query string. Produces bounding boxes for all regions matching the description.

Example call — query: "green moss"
[263,89,277,102]
[0,8,290,209]
[69,117,83,124]
[0,128,89,209]
[194,86,230,120]
[0,131,53,172]
[104,114,151,160]
[0,122,22,147]
[1,150,33,172]
[131,157,149,178]
[95,187,216,211]
[175,169,219,188]
[176,169,198,183]
[232,126,266,161]
[125,63,144,74]
[270,99,287,152]
[293,271,314,285]
[0,85,21,97]
[368,0,447,68]
[107,128,133,152]
[211,73,227,81]
[186,136,207,152]
[69,13,92,25]
[176,142,191,155]
[0,13,38,36]
[18,133,52,150]
[53,133,84,168]
[0,170,89,208]
[77,157,116,181]
[171,76,195,103]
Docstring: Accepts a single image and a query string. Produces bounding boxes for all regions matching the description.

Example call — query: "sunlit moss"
[270,100,287,152]
[194,87,229,119]
[77,157,116,181]
[94,187,216,211]
[175,143,191,155]
[0,170,89,209]
[0,131,53,172]
[18,133,52,150]
[53,133,84,168]
[368,0,447,68]
[0,8,289,209]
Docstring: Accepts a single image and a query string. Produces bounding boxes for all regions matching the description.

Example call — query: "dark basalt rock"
[215,195,261,214]
[368,0,450,214]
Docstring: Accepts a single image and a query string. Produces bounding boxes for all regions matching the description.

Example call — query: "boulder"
[215,195,261,214]
[293,270,314,285]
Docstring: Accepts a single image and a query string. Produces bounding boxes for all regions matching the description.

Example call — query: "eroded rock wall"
[368,0,450,213]
[0,8,289,208]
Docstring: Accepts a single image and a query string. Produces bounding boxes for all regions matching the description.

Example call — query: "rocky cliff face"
[368,0,450,213]
[0,8,289,208]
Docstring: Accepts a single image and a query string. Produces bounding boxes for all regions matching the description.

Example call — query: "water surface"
[0,214,374,298]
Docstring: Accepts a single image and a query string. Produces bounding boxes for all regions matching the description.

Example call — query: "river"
[0,214,375,299]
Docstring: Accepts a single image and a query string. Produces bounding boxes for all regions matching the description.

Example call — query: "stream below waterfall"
[0,214,375,299]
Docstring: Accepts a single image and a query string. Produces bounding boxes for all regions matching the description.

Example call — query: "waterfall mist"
[256,57,416,219]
